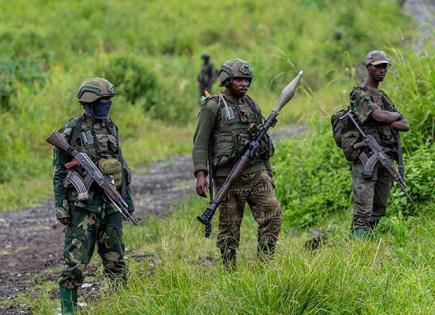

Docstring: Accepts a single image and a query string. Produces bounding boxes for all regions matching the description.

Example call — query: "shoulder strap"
[69,115,84,147]
[243,95,264,120]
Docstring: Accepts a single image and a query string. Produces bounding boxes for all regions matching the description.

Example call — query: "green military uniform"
[53,78,134,314]
[349,86,398,231]
[192,59,281,264]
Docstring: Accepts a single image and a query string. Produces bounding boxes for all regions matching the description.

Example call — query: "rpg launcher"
[197,70,304,237]
[46,131,138,225]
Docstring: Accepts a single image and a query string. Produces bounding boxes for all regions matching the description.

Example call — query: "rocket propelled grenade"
[197,70,304,237]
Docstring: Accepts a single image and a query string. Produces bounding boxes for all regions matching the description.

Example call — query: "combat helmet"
[77,78,116,103]
[218,59,253,86]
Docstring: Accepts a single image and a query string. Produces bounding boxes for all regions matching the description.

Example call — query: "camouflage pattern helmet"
[218,58,254,86]
[77,78,116,103]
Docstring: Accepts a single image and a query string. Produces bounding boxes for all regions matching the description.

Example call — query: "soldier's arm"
[192,100,218,176]
[53,123,74,222]
[391,117,409,131]
[371,109,402,124]
[349,88,378,124]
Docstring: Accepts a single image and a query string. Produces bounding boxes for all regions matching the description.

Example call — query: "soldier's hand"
[58,217,71,225]
[195,171,209,198]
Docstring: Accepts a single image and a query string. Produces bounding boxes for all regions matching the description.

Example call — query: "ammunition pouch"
[98,158,123,187]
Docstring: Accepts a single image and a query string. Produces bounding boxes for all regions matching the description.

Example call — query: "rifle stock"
[197,71,304,237]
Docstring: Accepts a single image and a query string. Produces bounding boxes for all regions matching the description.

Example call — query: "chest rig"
[68,115,127,194]
[211,94,273,167]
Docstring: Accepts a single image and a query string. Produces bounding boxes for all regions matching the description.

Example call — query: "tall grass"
[26,197,434,314]
[0,0,412,210]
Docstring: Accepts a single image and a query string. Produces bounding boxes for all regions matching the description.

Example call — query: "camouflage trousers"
[59,206,127,289]
[214,170,282,256]
[352,161,392,229]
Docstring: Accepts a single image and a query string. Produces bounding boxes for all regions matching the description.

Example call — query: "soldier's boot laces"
[352,227,370,240]
[59,286,77,315]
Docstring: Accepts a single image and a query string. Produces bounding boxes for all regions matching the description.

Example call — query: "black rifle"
[197,71,304,237]
[342,110,412,201]
[46,130,138,225]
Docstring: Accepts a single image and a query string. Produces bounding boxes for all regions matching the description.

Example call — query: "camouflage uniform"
[53,79,134,302]
[54,118,133,290]
[192,59,281,263]
[349,86,398,230]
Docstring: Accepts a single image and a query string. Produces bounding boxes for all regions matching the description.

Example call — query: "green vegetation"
[2,0,434,314]
[0,0,412,210]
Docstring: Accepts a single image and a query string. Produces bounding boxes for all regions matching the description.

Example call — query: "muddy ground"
[0,126,302,314]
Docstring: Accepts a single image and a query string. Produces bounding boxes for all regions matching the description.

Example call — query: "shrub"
[0,59,45,110]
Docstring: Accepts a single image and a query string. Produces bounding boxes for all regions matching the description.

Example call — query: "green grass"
[25,197,434,314]
[3,0,434,313]
[0,0,413,210]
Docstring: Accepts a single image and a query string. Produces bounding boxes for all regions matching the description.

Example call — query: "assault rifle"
[341,110,413,201]
[46,131,138,225]
[197,70,304,237]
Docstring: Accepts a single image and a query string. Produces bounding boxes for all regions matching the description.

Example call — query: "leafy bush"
[273,129,350,228]
[0,59,45,110]
[97,53,159,107]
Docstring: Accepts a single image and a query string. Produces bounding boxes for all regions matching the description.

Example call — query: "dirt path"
[0,125,303,314]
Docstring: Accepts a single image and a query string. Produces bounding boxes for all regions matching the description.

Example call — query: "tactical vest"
[210,94,274,168]
[69,116,120,162]
[350,87,398,154]
[67,115,129,195]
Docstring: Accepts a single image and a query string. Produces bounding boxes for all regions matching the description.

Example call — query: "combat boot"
[59,286,77,315]
[221,248,236,271]
[352,227,370,240]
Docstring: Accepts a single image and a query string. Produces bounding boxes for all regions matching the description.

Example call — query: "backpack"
[331,109,348,148]
[331,108,361,161]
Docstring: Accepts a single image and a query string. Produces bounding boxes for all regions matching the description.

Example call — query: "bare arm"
[391,118,410,131]
[371,109,402,123]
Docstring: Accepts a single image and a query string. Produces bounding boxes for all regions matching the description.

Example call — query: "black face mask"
[85,99,112,120]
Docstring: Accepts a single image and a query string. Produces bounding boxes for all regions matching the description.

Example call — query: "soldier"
[192,59,281,269]
[53,78,134,314]
[348,50,409,238]
[197,52,218,97]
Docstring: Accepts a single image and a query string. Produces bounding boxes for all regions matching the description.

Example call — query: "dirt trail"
[0,125,303,314]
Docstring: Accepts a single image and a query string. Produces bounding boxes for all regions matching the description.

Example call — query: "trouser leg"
[247,171,282,259]
[59,209,97,290]
[215,179,246,268]
[371,169,392,228]
[97,211,127,287]
[352,162,376,230]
